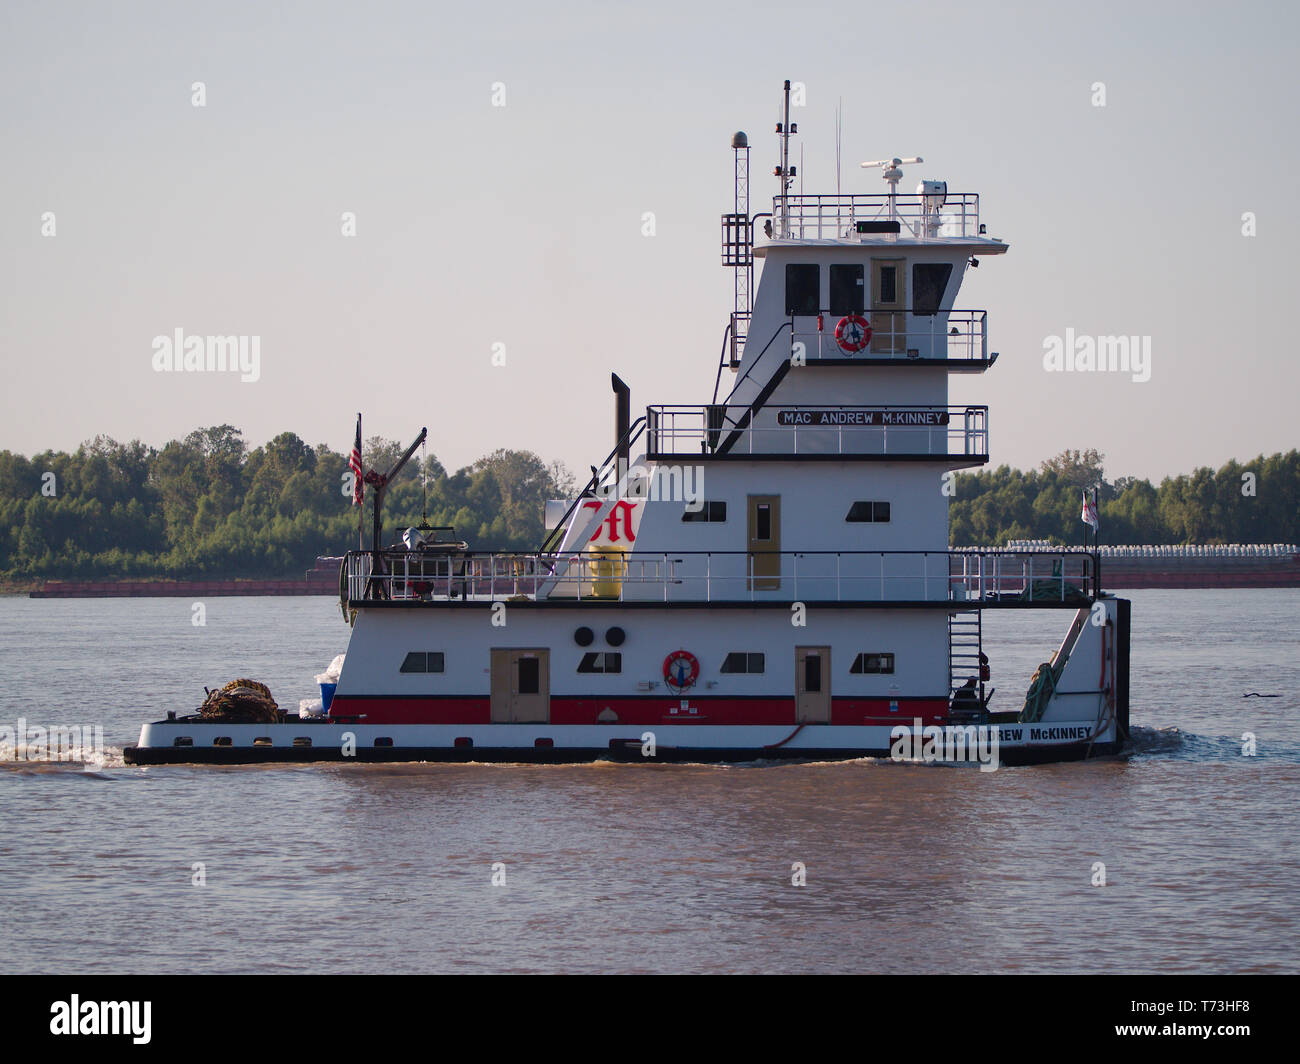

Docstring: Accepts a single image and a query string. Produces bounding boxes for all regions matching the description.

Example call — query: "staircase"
[948,609,983,698]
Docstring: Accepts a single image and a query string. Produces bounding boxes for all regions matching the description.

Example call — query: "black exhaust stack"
[612,373,630,471]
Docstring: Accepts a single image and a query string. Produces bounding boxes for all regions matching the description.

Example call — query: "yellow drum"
[590,546,627,598]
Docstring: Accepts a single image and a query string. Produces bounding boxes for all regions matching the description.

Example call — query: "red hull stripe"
[328,696,950,727]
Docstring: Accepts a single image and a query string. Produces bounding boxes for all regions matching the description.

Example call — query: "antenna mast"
[722,132,753,368]
[835,98,843,198]
[775,79,797,236]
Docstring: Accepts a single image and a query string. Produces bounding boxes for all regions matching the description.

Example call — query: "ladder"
[948,609,983,699]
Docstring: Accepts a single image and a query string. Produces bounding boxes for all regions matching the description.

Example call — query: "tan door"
[490,649,550,723]
[796,646,831,723]
[747,495,781,591]
[870,259,905,354]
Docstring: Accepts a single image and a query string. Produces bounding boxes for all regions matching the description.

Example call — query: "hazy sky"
[2,0,1297,484]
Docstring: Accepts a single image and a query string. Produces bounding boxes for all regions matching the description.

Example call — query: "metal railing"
[344,549,1093,605]
[772,193,982,240]
[537,416,647,554]
[790,308,987,362]
[645,404,988,458]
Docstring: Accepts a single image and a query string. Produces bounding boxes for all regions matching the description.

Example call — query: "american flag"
[350,414,363,506]
[1081,489,1099,530]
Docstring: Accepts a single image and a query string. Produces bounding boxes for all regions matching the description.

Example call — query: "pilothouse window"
[912,263,954,316]
[829,264,865,315]
[784,264,820,316]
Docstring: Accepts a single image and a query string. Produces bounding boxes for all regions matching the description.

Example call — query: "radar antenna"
[860,156,923,220]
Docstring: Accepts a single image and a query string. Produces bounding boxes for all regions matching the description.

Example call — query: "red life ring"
[834,314,872,353]
[663,650,700,692]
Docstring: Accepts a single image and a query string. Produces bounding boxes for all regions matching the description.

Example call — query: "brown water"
[0,590,1296,973]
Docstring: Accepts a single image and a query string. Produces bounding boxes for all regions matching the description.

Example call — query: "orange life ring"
[663,650,700,692]
[834,314,871,353]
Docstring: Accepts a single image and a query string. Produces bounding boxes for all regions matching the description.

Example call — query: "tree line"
[948,448,1300,547]
[0,426,575,580]
[0,433,1295,581]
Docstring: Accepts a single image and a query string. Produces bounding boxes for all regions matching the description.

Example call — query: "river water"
[0,590,1296,973]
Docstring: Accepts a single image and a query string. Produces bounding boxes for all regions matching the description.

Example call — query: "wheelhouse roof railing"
[771,192,982,240]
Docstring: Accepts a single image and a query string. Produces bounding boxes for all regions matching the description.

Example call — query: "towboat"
[125,82,1130,768]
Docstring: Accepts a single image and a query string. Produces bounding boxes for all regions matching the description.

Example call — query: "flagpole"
[1093,486,1100,595]
[356,413,363,553]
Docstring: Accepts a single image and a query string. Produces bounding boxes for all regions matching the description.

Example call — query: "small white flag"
[1081,490,1099,530]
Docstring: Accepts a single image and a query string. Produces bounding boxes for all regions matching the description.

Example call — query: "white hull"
[128,717,1120,767]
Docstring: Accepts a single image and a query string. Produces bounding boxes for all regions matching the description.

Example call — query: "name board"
[776,409,951,427]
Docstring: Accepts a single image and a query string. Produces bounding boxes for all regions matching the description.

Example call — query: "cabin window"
[784,264,820,315]
[850,653,895,674]
[755,503,772,541]
[577,652,622,674]
[829,264,865,315]
[682,501,727,522]
[803,654,822,692]
[720,652,765,674]
[877,264,898,305]
[518,657,541,693]
[400,651,445,673]
[912,263,953,316]
[846,501,891,523]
